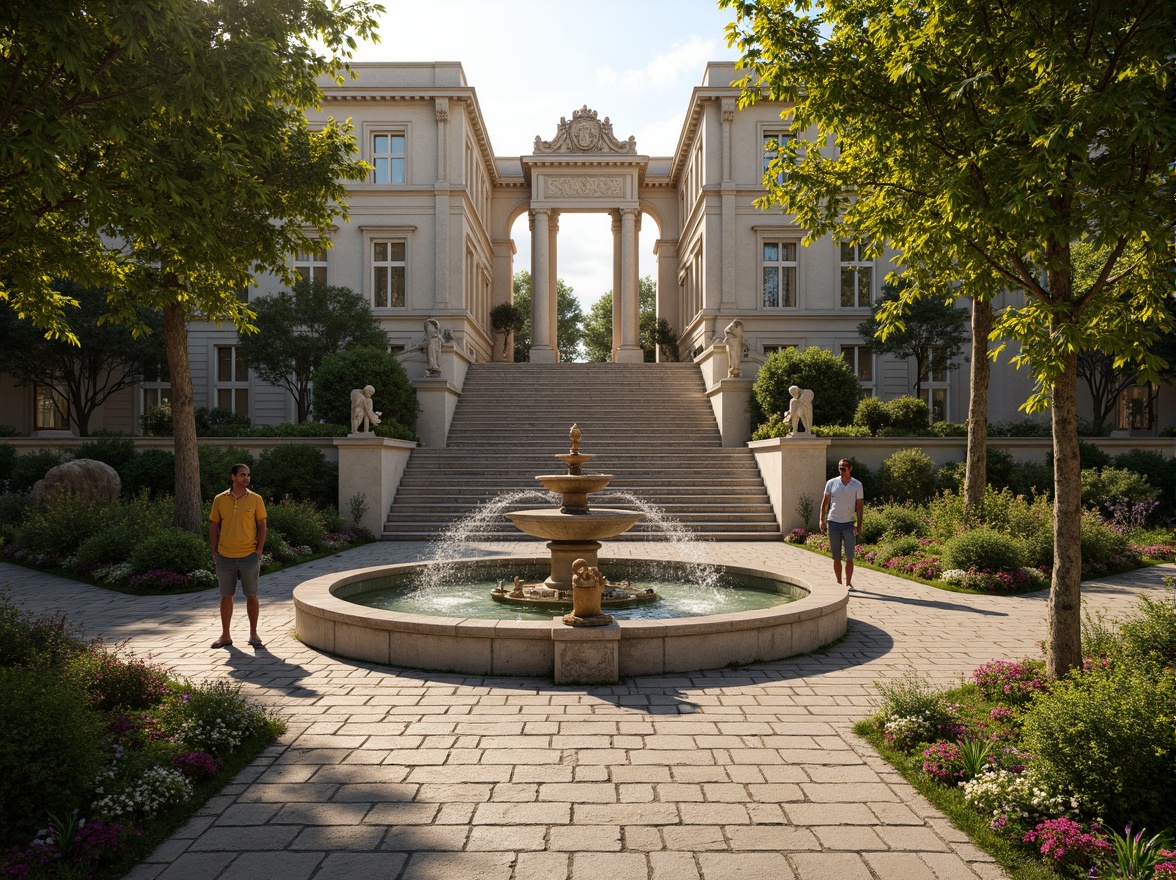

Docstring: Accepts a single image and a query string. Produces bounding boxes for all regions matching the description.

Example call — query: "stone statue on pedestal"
[424,319,442,376]
[724,319,745,378]
[786,386,815,434]
[350,385,381,434]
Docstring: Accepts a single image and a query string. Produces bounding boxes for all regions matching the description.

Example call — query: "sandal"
[248,636,265,648]
[211,637,233,649]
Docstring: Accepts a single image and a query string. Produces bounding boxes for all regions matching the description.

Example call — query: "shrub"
[853,396,889,435]
[934,461,965,493]
[265,499,325,549]
[984,446,1016,490]
[876,534,923,563]
[941,527,1025,572]
[0,492,31,527]
[876,448,936,504]
[752,413,790,440]
[874,672,959,751]
[127,527,212,576]
[971,658,1047,705]
[1006,460,1053,497]
[121,448,176,497]
[161,679,269,758]
[1079,513,1129,566]
[1048,440,1112,471]
[1117,595,1176,670]
[76,525,140,567]
[10,449,66,494]
[858,508,888,544]
[312,346,419,432]
[141,403,172,436]
[198,445,255,502]
[194,407,251,436]
[15,493,105,557]
[1022,663,1176,829]
[254,445,337,509]
[0,596,82,670]
[248,422,348,437]
[1113,448,1175,514]
[75,434,137,474]
[884,395,930,432]
[0,443,16,485]
[989,418,1051,437]
[70,646,170,712]
[928,421,967,437]
[1082,466,1157,510]
[753,346,861,428]
[0,667,108,847]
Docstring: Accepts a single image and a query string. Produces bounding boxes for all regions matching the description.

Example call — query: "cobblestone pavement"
[3,542,1170,880]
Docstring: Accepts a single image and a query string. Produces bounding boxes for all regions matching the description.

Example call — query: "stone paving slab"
[2,541,1170,880]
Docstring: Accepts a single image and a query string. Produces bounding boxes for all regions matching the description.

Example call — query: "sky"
[350,0,741,315]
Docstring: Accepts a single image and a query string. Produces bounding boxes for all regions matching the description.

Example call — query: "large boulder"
[31,459,121,506]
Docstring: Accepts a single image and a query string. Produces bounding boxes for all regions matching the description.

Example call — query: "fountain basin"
[293,557,847,681]
[506,507,643,541]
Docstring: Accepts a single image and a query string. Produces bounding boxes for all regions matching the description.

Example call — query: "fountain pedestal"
[503,425,645,626]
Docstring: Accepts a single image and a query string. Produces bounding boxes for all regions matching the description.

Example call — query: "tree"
[0,282,166,436]
[237,281,388,423]
[489,302,526,360]
[858,278,969,400]
[753,347,861,428]
[725,0,1172,678]
[510,271,584,362]
[311,347,419,434]
[582,277,659,363]
[2,0,381,532]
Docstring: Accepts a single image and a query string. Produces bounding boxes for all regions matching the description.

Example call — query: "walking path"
[3,542,1169,880]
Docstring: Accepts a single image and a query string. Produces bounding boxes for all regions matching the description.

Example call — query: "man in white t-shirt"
[819,458,865,591]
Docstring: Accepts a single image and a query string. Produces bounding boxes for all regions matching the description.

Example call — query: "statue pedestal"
[706,377,754,447]
[413,376,460,448]
[748,435,832,534]
[334,435,416,536]
[552,621,620,684]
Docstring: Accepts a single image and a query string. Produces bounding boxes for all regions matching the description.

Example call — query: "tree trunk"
[964,299,992,511]
[1048,350,1084,678]
[163,301,202,533]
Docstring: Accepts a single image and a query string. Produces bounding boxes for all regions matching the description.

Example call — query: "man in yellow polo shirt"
[209,463,267,649]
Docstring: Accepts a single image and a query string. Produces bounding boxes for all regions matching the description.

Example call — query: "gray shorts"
[828,521,857,562]
[215,552,261,597]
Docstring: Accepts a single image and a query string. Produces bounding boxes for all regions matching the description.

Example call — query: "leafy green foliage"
[873,503,929,540]
[70,646,170,713]
[237,280,388,422]
[1081,467,1157,509]
[1022,664,1176,829]
[197,447,255,503]
[853,397,889,435]
[858,279,968,399]
[76,526,139,568]
[1115,595,1176,672]
[127,528,212,576]
[511,271,586,362]
[253,446,337,510]
[1113,449,1176,516]
[755,347,860,427]
[883,396,931,433]
[264,499,326,550]
[1078,514,1129,567]
[0,595,82,671]
[311,347,419,432]
[76,434,138,474]
[0,443,14,486]
[489,302,526,358]
[15,493,105,557]
[941,528,1025,573]
[121,449,176,498]
[876,449,936,504]
[9,450,66,494]
[0,667,107,847]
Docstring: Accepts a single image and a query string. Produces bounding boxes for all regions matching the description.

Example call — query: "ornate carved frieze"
[721,97,736,124]
[545,176,625,199]
[534,105,637,154]
[434,97,449,123]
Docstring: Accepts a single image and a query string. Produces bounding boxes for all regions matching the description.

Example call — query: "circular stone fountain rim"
[293,555,832,637]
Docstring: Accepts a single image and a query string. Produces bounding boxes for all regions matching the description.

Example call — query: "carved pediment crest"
[533,105,637,155]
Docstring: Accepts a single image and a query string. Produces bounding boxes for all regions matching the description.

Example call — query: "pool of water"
[344,562,804,621]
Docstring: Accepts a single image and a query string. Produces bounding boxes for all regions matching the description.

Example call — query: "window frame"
[293,243,328,285]
[919,344,950,422]
[839,240,874,309]
[760,239,800,309]
[214,345,249,416]
[34,384,69,431]
[761,128,793,186]
[371,131,406,185]
[840,344,875,397]
[361,226,416,311]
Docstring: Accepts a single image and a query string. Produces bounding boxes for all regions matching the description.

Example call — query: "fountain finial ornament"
[569,424,581,455]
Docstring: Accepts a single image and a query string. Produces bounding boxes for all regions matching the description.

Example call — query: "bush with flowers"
[858,590,1175,880]
[0,596,282,879]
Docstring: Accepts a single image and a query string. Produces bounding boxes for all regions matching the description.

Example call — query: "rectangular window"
[372,133,406,185]
[841,345,875,397]
[840,241,873,308]
[763,132,791,185]
[294,245,328,285]
[214,346,249,415]
[142,386,171,411]
[1118,385,1151,430]
[34,385,68,431]
[762,242,798,308]
[920,388,948,424]
[372,241,406,308]
[919,344,948,422]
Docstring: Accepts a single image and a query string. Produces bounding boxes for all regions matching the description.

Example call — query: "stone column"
[611,212,622,360]
[529,208,556,363]
[615,207,643,363]
[548,210,560,361]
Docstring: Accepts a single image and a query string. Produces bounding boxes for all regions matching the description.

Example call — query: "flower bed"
[857,593,1176,879]
[0,596,282,878]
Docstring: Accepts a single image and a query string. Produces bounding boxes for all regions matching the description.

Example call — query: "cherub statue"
[786,385,815,434]
[350,385,381,434]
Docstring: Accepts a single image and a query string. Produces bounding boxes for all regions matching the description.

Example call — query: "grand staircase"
[382,363,781,541]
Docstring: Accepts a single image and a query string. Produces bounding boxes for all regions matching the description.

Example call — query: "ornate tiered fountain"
[497,425,655,625]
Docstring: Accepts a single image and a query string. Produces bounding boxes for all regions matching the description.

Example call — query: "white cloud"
[597,35,718,91]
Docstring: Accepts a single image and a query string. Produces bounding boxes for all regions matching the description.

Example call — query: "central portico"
[522,106,647,363]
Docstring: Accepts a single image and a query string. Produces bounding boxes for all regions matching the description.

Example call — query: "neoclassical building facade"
[1,61,1167,437]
